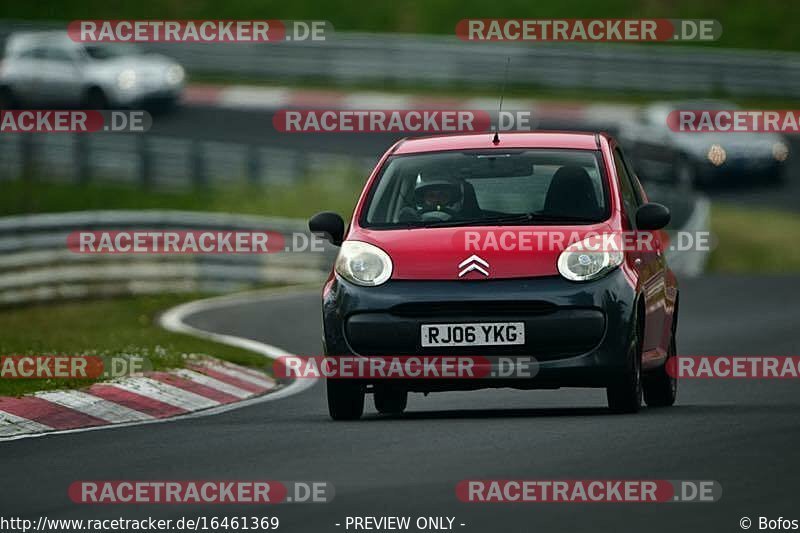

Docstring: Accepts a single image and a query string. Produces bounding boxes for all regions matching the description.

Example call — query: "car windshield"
[83,43,141,60]
[362,149,608,228]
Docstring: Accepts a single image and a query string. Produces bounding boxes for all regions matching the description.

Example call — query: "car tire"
[84,87,109,110]
[766,166,786,187]
[0,86,17,110]
[374,387,408,415]
[644,330,678,407]
[327,379,365,421]
[607,314,643,414]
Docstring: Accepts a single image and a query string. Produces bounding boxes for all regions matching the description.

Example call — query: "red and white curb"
[0,288,317,441]
[183,84,638,126]
[0,358,274,438]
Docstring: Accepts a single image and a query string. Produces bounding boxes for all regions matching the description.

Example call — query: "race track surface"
[2,274,799,532]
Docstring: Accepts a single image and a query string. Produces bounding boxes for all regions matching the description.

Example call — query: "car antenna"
[492,56,511,145]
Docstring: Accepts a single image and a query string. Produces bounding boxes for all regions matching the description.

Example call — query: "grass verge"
[0,293,276,397]
[1,177,362,219]
[8,0,800,52]
[708,203,800,273]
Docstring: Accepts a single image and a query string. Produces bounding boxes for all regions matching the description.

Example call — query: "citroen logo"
[458,254,490,277]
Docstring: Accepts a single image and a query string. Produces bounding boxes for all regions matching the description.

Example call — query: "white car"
[0,31,185,109]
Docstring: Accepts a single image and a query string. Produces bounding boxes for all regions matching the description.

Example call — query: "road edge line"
[0,286,318,442]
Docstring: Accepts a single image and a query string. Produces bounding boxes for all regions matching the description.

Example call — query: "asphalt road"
[2,274,799,532]
[152,104,800,212]
[150,105,403,156]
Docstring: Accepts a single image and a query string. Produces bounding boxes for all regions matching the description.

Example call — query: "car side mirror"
[309,211,345,246]
[635,202,671,231]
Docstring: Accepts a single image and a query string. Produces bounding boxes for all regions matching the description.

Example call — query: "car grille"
[389,300,557,318]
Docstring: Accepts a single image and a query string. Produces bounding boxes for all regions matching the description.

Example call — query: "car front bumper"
[112,85,183,108]
[322,268,637,391]
[696,156,785,182]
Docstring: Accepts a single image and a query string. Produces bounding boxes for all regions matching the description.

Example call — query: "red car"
[310,131,679,420]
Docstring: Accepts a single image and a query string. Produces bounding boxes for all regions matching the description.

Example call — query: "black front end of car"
[322,268,638,392]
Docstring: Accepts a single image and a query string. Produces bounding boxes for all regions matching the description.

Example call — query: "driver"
[412,173,465,221]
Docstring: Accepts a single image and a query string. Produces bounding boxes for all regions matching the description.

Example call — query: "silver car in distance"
[0,31,185,110]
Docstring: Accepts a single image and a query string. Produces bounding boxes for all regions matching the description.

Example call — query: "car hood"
[350,223,615,280]
[88,54,177,77]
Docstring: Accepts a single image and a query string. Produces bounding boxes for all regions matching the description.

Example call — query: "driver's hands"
[419,210,452,222]
[397,207,421,223]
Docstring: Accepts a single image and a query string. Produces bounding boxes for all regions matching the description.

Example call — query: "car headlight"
[117,69,137,90]
[557,235,624,282]
[772,142,789,162]
[335,241,393,287]
[707,144,726,166]
[165,65,185,85]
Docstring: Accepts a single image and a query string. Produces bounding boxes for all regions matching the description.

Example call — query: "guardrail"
[0,210,337,305]
[0,133,376,189]
[0,196,710,306]
[2,21,799,97]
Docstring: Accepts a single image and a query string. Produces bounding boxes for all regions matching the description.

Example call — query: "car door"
[4,45,48,106]
[613,146,668,365]
[36,44,86,106]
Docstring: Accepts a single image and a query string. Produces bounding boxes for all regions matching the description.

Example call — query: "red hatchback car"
[310,131,679,420]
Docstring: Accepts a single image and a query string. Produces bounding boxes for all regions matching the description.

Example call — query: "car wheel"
[84,87,109,110]
[765,166,786,187]
[374,386,408,415]
[0,86,17,110]
[327,379,365,421]
[644,330,678,407]
[607,314,643,414]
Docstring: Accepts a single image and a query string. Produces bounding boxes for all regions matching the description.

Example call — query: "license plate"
[420,322,525,347]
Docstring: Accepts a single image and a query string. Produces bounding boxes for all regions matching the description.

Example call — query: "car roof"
[5,31,75,53]
[7,31,72,43]
[391,131,603,155]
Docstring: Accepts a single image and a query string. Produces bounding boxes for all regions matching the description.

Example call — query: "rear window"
[362,149,608,228]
